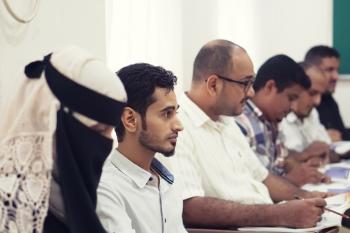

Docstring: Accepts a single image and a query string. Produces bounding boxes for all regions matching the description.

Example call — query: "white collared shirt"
[96,150,187,233]
[279,109,331,152]
[159,93,272,205]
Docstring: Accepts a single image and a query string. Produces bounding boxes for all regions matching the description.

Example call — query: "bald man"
[160,40,327,229]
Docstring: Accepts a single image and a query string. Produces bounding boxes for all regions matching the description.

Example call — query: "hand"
[327,129,342,142]
[304,141,330,160]
[284,163,331,186]
[292,141,330,165]
[295,190,333,199]
[305,156,328,168]
[278,198,326,228]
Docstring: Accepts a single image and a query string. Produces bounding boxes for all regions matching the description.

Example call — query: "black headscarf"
[24,51,126,233]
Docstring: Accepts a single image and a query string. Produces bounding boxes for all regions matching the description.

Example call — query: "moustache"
[168,133,178,139]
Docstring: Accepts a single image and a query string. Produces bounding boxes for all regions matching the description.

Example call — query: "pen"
[294,196,350,219]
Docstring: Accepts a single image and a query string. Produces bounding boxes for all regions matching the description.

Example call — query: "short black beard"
[139,130,175,157]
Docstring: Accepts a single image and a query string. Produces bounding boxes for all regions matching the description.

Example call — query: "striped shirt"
[235,100,287,175]
[159,93,272,205]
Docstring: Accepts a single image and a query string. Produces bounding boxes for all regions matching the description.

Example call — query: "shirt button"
[164,218,167,223]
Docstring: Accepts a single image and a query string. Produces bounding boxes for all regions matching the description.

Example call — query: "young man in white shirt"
[96,63,186,233]
[280,63,331,151]
[160,39,327,229]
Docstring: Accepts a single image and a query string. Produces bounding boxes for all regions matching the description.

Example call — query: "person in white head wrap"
[0,46,127,233]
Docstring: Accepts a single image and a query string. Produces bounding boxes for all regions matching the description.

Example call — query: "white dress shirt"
[280,109,331,152]
[96,150,187,233]
[159,93,272,205]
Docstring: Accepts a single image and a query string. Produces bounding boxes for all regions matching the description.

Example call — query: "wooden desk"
[187,226,339,233]
[187,229,239,233]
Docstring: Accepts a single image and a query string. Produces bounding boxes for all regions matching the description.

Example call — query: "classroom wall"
[181,0,333,89]
[181,0,349,127]
[1,0,348,127]
[0,0,106,110]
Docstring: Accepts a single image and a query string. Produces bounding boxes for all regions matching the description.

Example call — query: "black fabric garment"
[316,93,350,140]
[25,54,125,126]
[44,108,112,233]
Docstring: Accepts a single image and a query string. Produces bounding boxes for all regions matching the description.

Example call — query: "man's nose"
[246,85,255,98]
[173,116,184,132]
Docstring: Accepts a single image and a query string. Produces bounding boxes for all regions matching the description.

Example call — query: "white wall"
[181,0,332,87]
[0,0,106,109]
[180,0,350,126]
[1,0,348,126]
[105,0,184,91]
[334,79,350,127]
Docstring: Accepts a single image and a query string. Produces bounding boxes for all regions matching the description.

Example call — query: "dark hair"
[253,54,311,92]
[299,61,318,72]
[299,61,315,72]
[192,39,242,82]
[115,63,177,141]
[304,45,340,66]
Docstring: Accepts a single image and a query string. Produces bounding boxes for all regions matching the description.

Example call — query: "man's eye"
[240,80,250,86]
[288,95,298,101]
[164,111,173,118]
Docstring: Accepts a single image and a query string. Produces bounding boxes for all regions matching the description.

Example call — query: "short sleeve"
[96,180,136,233]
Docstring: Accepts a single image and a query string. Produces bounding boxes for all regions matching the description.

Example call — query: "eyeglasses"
[215,74,255,93]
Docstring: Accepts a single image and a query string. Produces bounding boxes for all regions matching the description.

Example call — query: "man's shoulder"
[100,159,119,180]
[318,94,339,110]
[99,158,130,189]
[177,94,208,129]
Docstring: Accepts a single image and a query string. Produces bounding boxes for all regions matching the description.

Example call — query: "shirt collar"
[285,111,301,124]
[110,150,174,189]
[179,93,211,127]
[179,93,232,130]
[246,99,264,120]
[245,99,278,134]
[151,158,174,184]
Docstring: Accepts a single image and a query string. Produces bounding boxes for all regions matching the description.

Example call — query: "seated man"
[96,63,187,233]
[236,55,330,186]
[161,39,327,229]
[305,45,350,141]
[280,63,333,156]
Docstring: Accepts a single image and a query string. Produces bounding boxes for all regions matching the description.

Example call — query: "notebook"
[238,193,350,232]
[332,141,350,155]
[325,166,350,181]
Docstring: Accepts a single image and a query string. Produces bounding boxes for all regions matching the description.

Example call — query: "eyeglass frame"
[215,74,255,93]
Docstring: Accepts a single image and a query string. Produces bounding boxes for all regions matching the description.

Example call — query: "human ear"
[264,79,277,94]
[206,75,222,96]
[121,107,138,133]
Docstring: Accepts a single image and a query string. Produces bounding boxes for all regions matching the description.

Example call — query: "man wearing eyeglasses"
[235,54,331,187]
[160,39,327,229]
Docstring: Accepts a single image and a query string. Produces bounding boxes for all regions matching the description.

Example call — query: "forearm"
[183,196,284,228]
[263,173,300,202]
